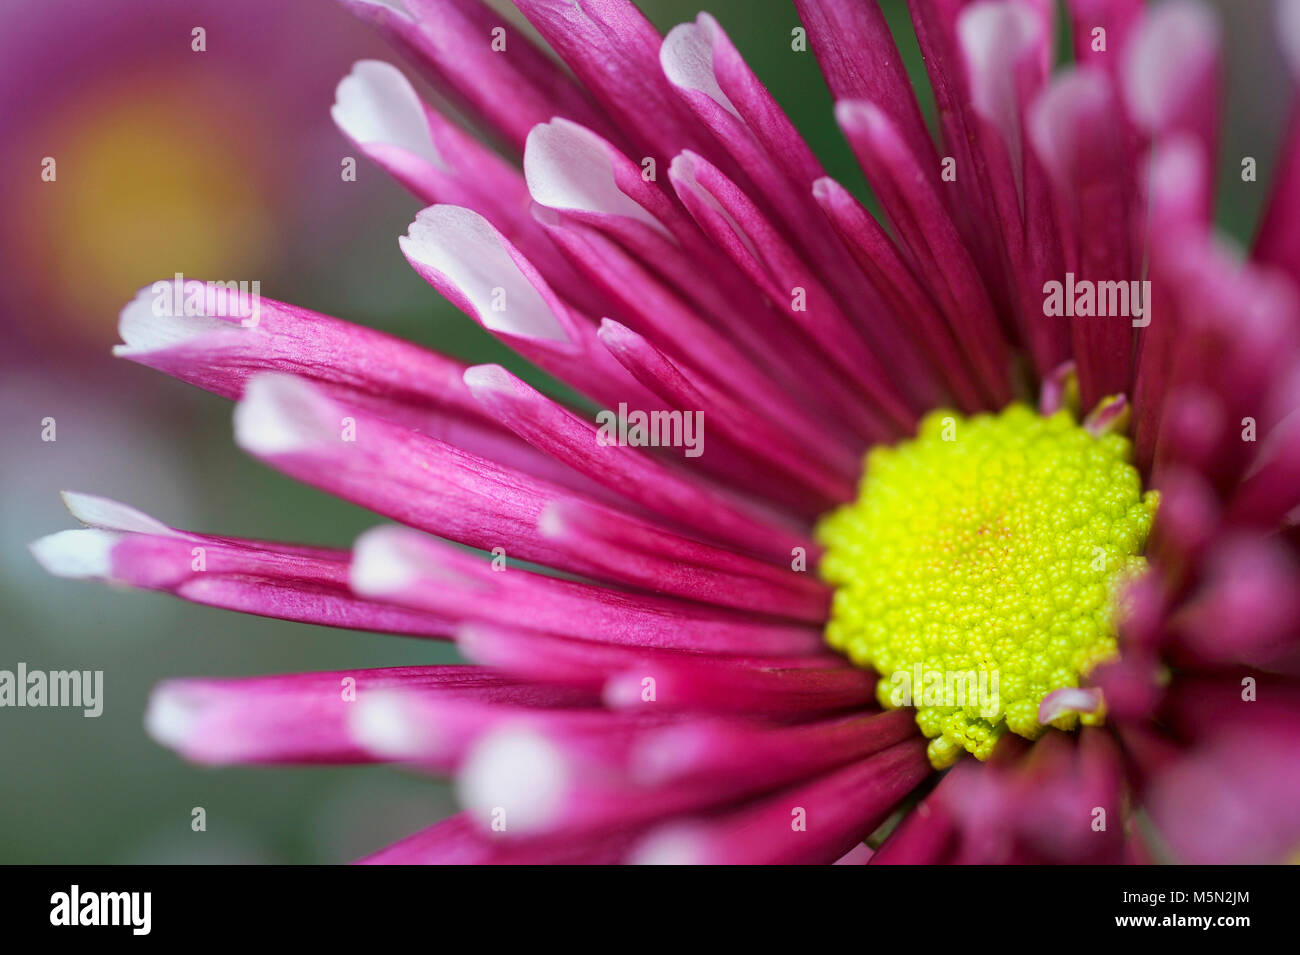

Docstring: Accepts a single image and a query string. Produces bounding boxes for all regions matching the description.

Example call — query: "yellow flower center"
[817,404,1158,768]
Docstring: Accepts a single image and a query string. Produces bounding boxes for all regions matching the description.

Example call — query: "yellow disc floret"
[817,404,1157,769]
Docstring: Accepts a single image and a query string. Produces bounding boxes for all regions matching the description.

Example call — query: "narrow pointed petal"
[231,372,682,584]
[400,205,661,411]
[523,118,830,407]
[31,493,455,637]
[662,11,929,380]
[539,496,831,619]
[357,813,638,865]
[836,100,1013,404]
[669,150,918,431]
[339,0,617,153]
[530,210,859,458]
[116,282,623,501]
[234,373,829,605]
[511,0,719,163]
[463,362,819,560]
[351,525,826,653]
[631,739,930,864]
[1121,0,1220,163]
[793,0,938,178]
[631,709,917,789]
[813,176,985,410]
[597,319,859,509]
[453,710,915,840]
[332,61,604,315]
[1028,67,1139,408]
[348,688,657,769]
[144,666,549,765]
[457,623,871,718]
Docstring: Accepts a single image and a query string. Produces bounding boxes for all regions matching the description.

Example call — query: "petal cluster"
[30,0,1300,864]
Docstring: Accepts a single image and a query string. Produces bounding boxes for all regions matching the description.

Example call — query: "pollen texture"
[817,404,1158,769]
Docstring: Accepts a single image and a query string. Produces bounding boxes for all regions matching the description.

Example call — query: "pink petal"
[339,0,618,153]
[463,363,819,561]
[351,524,827,652]
[631,739,930,864]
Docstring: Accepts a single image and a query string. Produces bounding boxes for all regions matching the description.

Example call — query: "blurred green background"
[0,0,1284,862]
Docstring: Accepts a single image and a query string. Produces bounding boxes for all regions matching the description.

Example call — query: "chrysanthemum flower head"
[31,0,1300,864]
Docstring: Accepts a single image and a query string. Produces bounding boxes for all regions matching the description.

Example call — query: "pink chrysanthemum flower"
[31,0,1300,864]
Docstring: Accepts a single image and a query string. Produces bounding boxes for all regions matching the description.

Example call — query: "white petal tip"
[144,685,200,750]
[1037,686,1105,724]
[29,529,119,579]
[536,502,566,540]
[60,491,179,537]
[630,826,706,865]
[457,727,569,835]
[462,363,516,397]
[348,691,435,758]
[523,120,669,234]
[601,673,645,709]
[332,60,441,168]
[660,18,741,120]
[402,206,570,343]
[116,283,237,356]
[234,374,340,455]
[350,526,425,597]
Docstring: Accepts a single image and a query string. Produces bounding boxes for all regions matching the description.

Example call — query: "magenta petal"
[1173,535,1300,668]
[351,524,826,653]
[357,812,637,864]
[143,666,529,766]
[1255,110,1300,281]
[1121,0,1220,163]
[348,689,655,770]
[339,0,618,153]
[531,212,861,463]
[400,205,663,412]
[1037,686,1105,724]
[538,495,831,620]
[511,0,718,165]
[836,100,1013,405]
[631,739,930,864]
[668,152,917,435]
[231,373,704,585]
[793,0,938,179]
[596,319,859,510]
[870,762,968,865]
[332,61,604,316]
[661,12,936,396]
[462,363,818,561]
[1146,723,1300,864]
[452,710,914,841]
[456,623,871,718]
[812,176,982,410]
[631,709,917,789]
[29,493,455,637]
[1028,67,1139,409]
[1066,0,1144,74]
